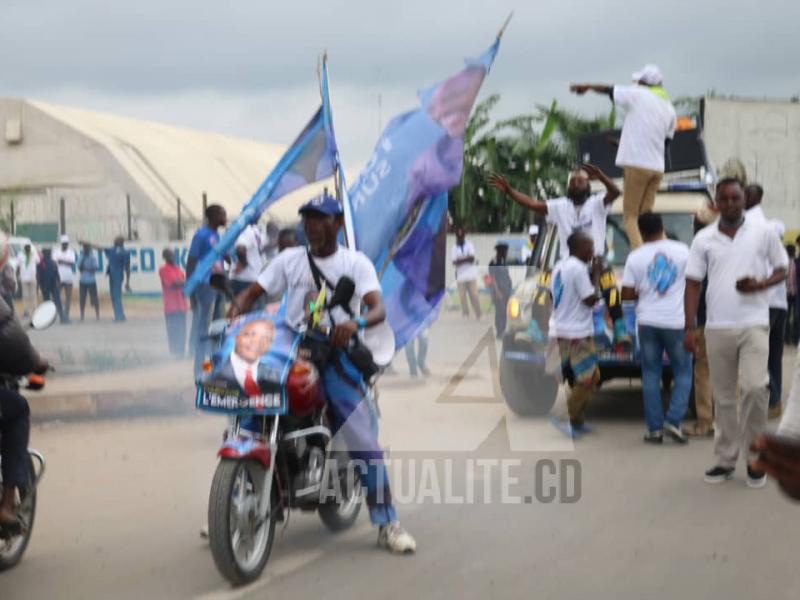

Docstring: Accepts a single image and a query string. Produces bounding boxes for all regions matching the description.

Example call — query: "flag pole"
[320,52,356,249]
[497,11,513,40]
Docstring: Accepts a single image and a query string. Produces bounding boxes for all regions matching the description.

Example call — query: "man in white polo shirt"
[52,234,77,324]
[745,183,790,418]
[570,64,677,249]
[622,213,691,444]
[684,178,788,487]
[548,231,600,438]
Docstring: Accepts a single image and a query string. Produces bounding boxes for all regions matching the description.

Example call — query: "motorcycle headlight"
[508,297,520,319]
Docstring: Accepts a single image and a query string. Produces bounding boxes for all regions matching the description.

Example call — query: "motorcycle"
[199,276,368,586]
[0,301,58,571]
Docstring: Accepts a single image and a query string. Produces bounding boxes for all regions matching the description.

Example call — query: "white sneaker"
[199,523,209,540]
[377,522,416,554]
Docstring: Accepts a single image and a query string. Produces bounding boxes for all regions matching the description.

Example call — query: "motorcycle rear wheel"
[0,457,37,571]
[208,459,276,586]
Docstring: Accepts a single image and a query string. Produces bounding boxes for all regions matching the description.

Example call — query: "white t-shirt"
[18,254,38,283]
[549,256,596,339]
[622,239,690,329]
[256,245,381,330]
[546,193,609,258]
[613,85,677,172]
[686,217,789,329]
[231,225,265,283]
[452,241,478,282]
[52,248,77,284]
[747,205,789,310]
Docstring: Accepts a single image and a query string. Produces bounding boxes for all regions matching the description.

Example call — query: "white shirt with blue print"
[622,238,689,329]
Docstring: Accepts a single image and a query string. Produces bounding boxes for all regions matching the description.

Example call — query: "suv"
[498,128,713,416]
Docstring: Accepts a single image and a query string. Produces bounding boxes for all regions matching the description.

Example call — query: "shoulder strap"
[306,250,336,292]
[306,250,354,318]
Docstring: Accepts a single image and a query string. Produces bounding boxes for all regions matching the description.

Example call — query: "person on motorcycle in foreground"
[0,238,49,528]
[230,193,417,554]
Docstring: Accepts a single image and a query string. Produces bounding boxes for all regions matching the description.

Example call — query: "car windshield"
[605,213,695,267]
[542,212,696,269]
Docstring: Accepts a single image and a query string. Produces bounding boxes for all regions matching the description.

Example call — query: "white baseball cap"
[528,224,539,236]
[632,64,663,86]
[60,234,69,243]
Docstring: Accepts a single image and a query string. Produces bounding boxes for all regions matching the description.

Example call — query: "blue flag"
[347,40,500,348]
[184,100,338,296]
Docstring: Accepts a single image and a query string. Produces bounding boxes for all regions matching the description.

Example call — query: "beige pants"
[705,327,769,468]
[693,327,713,427]
[457,280,481,319]
[21,280,37,317]
[623,166,663,249]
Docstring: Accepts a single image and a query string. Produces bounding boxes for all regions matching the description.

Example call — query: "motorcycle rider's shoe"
[378,522,416,554]
[199,523,209,540]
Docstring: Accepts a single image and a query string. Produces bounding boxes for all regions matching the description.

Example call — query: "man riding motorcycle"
[0,234,49,528]
[230,193,417,554]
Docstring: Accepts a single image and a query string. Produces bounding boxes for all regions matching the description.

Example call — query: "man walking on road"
[622,213,691,444]
[230,223,265,302]
[684,178,788,487]
[548,231,601,438]
[570,64,677,249]
[745,183,790,418]
[452,226,481,320]
[53,234,76,323]
[187,204,227,377]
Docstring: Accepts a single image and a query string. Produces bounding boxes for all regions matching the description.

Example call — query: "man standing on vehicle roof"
[570,64,677,249]
[489,164,631,346]
[229,192,417,555]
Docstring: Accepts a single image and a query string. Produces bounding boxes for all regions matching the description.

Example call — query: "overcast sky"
[2,0,797,170]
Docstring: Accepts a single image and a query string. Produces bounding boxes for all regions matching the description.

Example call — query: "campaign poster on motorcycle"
[195,312,301,415]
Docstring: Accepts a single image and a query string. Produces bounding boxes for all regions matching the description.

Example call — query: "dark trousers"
[165,311,187,358]
[0,388,30,489]
[493,296,509,338]
[79,282,99,320]
[788,295,799,345]
[768,307,787,407]
[41,284,64,322]
[189,283,224,377]
[109,276,125,321]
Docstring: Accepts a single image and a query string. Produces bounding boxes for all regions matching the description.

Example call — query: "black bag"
[305,251,380,381]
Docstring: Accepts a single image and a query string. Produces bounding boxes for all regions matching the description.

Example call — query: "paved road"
[5,315,800,599]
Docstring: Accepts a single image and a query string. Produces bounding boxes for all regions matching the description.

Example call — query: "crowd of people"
[483,63,800,490]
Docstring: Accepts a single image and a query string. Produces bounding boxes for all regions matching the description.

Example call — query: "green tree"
[451,96,616,232]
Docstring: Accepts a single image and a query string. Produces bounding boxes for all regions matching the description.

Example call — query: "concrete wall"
[704,97,800,228]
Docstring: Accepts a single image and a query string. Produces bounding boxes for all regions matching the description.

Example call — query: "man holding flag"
[229,193,417,554]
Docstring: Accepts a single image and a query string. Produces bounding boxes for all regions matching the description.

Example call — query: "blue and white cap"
[298,192,343,217]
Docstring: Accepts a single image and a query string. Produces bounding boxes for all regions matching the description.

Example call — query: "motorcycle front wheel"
[0,457,37,571]
[208,459,276,586]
